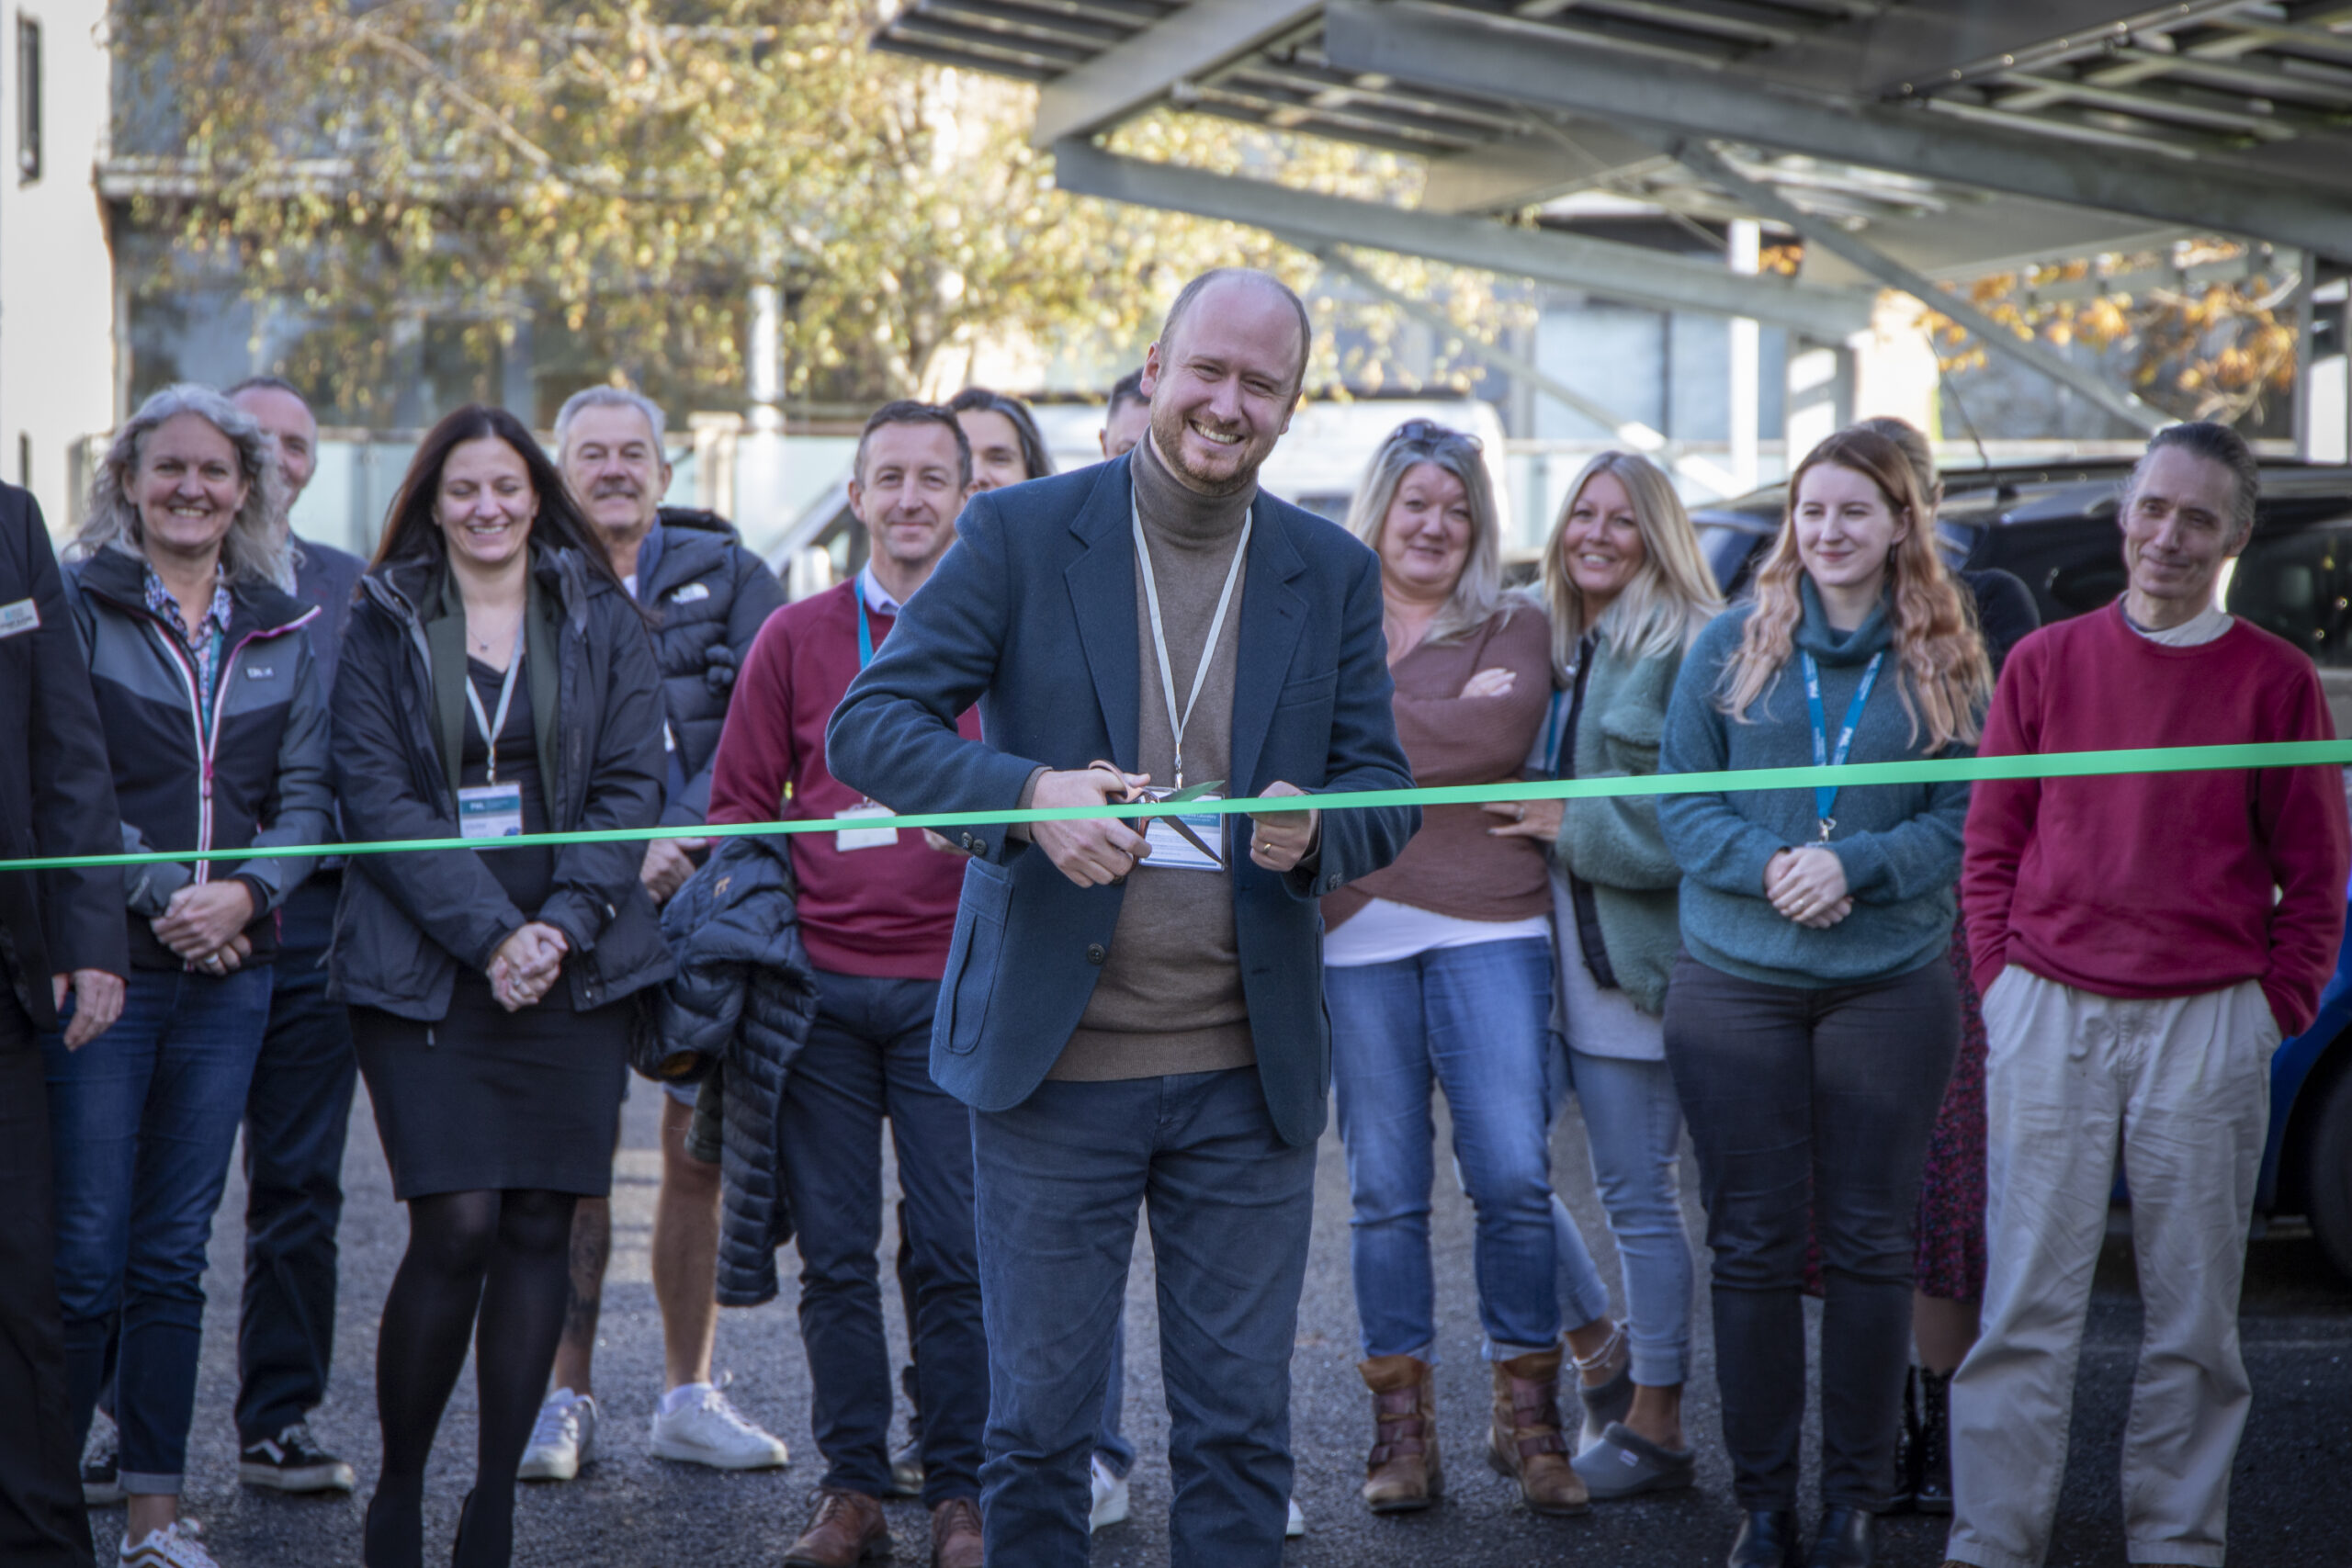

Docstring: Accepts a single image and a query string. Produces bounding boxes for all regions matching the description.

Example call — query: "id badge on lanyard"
[1141,792,1227,872]
[458,626,526,840]
[835,802,899,853]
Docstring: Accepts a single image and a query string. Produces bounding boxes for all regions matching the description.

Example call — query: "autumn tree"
[108,0,1521,423]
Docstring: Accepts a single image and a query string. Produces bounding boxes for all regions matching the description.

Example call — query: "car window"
[2229,516,2352,667]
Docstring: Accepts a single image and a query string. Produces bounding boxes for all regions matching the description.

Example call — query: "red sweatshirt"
[707,580,982,980]
[1962,602,2349,1035]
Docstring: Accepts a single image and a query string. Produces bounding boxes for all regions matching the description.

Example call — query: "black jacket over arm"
[0,487,125,1023]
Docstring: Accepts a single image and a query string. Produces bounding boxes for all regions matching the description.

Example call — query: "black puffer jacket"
[657,832,818,1308]
[642,509,786,826]
[329,546,673,1019]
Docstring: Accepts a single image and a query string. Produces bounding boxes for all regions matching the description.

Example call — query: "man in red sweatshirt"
[1943,422,2349,1568]
[706,401,985,1568]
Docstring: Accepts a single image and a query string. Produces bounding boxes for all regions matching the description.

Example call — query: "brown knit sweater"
[1050,434,1256,1081]
[1323,604,1553,930]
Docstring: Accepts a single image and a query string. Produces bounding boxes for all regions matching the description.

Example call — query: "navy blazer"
[826,455,1417,1146]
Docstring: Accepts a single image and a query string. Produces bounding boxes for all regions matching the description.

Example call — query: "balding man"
[830,269,1417,1567]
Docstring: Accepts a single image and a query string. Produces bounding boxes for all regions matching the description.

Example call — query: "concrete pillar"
[1728,220,1760,492]
[733,281,789,549]
[1852,290,1940,433]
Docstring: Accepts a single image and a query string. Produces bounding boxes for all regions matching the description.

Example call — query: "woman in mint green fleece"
[1657,426,1991,1568]
[1490,451,1720,1503]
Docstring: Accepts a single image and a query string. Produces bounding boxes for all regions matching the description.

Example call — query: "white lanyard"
[464,624,526,785]
[1131,498,1250,790]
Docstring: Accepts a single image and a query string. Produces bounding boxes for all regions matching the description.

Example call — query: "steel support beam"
[1673,140,2167,434]
[1308,243,1744,496]
[1419,125,1672,217]
[1029,0,1321,149]
[1050,140,1874,340]
[1321,1,2352,262]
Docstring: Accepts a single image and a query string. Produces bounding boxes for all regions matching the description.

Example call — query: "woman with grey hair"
[45,383,330,1568]
[1323,419,1589,1517]
[1490,450,1724,1500]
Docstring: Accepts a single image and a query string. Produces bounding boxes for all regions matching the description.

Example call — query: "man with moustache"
[707,401,987,1568]
[219,376,368,1497]
[515,387,791,1483]
[829,269,1418,1567]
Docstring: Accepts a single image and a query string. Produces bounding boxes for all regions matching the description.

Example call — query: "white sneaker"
[119,1519,219,1568]
[518,1388,597,1482]
[1285,1497,1306,1539]
[649,1381,789,1470]
[1088,1453,1129,1533]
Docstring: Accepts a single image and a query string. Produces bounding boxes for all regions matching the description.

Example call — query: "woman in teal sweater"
[1657,427,1990,1568]
[1491,451,1720,1502]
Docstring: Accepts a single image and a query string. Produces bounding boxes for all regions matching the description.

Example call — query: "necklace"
[466,607,521,658]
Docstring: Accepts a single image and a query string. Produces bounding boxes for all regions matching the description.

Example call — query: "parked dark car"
[1692,457,2352,1277]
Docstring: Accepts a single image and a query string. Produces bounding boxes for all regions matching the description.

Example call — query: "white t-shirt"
[1323,896,1552,969]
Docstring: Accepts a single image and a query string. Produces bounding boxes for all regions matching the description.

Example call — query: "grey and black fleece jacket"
[63,546,332,969]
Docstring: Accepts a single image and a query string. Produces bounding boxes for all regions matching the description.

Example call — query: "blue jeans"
[44,965,273,1495]
[236,888,358,1442]
[777,970,984,1506]
[1562,1049,1693,1387]
[1328,937,1559,1360]
[974,1068,1315,1568]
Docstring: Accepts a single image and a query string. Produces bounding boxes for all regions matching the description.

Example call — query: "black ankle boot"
[1729,1509,1804,1568]
[362,1485,424,1568]
[1914,1368,1954,1515]
[1889,1367,1921,1513]
[1807,1505,1873,1568]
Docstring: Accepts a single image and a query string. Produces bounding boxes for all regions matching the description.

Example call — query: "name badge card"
[458,783,525,840]
[0,597,39,637]
[835,802,899,852]
[1142,794,1226,873]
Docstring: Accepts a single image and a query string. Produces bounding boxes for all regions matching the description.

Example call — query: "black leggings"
[366,1188,578,1568]
[1662,953,1958,1514]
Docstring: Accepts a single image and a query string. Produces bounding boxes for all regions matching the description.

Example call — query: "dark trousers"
[1663,953,1958,1511]
[776,970,984,1506]
[974,1067,1317,1568]
[0,989,95,1567]
[236,887,357,1443]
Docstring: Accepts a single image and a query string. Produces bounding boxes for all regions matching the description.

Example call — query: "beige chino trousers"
[1944,967,2277,1568]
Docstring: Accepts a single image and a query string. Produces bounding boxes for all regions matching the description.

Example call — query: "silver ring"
[1513,804,1527,821]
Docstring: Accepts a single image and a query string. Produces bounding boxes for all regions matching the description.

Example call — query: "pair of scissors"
[1089,762,1227,867]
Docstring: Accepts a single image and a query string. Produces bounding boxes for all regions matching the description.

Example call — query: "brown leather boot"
[781,1488,891,1566]
[1359,1354,1442,1513]
[1487,1348,1589,1516]
[929,1496,982,1568]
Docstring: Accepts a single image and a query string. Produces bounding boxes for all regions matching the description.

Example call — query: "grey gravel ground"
[141,1080,2352,1567]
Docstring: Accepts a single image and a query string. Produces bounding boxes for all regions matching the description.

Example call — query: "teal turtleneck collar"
[1793,574,1894,665]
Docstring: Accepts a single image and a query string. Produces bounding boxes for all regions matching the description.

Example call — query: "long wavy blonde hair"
[1716,427,1989,751]
[1540,451,1722,679]
[72,384,289,588]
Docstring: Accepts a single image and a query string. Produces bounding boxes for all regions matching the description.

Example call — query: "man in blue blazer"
[829,268,1416,1568]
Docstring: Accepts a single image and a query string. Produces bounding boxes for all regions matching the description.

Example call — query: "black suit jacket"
[0,487,126,1024]
[826,456,1418,1146]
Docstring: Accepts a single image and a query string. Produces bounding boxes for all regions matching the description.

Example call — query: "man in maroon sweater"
[707,401,985,1568]
[1943,423,2349,1568]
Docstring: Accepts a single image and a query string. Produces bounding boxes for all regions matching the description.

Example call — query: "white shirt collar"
[856,564,902,616]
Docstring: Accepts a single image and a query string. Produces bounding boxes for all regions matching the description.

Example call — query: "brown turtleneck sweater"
[1049,434,1256,1081]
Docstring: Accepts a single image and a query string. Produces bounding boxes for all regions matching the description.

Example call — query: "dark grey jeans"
[1662,952,1958,1512]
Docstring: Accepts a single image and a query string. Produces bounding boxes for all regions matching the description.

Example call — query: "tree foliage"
[111,0,1527,422]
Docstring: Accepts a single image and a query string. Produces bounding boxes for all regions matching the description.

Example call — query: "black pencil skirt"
[353,970,629,1201]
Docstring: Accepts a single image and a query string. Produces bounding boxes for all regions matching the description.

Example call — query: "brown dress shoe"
[782,1488,892,1566]
[929,1496,982,1568]
[1487,1348,1589,1517]
[1359,1354,1442,1513]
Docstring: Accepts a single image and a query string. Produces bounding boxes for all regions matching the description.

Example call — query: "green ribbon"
[5,739,2346,874]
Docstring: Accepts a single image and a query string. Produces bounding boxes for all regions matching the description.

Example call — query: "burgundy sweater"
[708,581,981,980]
[1962,602,2349,1035]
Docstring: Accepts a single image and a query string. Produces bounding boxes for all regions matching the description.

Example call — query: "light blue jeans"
[1328,937,1560,1361]
[1555,1049,1694,1387]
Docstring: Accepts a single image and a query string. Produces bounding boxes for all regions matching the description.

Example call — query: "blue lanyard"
[856,597,876,671]
[1801,650,1883,842]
